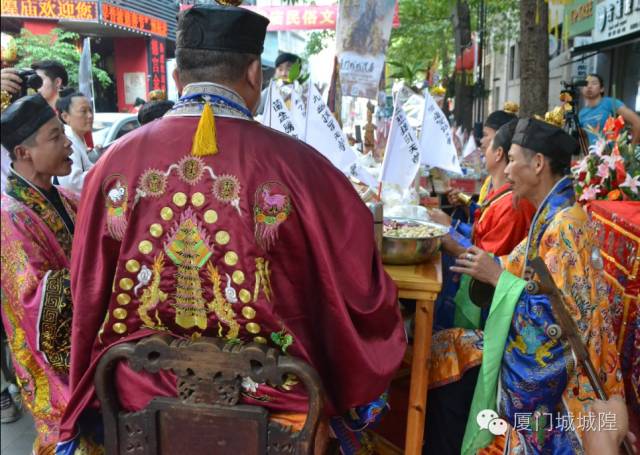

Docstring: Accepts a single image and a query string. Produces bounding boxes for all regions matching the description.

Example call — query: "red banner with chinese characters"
[243,4,400,31]
[102,3,168,37]
[1,0,98,21]
[179,3,399,32]
[243,5,337,31]
[148,38,167,93]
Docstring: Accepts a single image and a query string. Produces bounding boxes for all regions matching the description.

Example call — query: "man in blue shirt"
[579,73,640,146]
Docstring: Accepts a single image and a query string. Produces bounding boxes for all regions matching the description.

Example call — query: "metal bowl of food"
[382,217,448,265]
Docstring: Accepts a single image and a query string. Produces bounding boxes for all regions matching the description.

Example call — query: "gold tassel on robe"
[191,102,218,157]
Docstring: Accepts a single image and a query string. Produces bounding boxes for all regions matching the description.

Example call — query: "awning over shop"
[571,31,640,56]
[59,20,151,39]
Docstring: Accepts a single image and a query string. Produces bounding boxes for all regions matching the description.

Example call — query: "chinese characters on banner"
[380,97,421,189]
[245,5,336,31]
[258,83,377,189]
[1,0,98,20]
[242,3,399,32]
[335,0,396,99]
[306,83,352,169]
[263,82,300,139]
[289,87,307,136]
[102,3,168,37]
[305,83,378,189]
[419,91,463,174]
[148,38,167,93]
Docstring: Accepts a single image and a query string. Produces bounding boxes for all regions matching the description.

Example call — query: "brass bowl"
[382,218,447,265]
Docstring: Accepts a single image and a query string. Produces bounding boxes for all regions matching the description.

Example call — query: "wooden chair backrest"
[95,334,324,455]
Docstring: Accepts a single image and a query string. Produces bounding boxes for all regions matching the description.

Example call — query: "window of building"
[508,44,520,80]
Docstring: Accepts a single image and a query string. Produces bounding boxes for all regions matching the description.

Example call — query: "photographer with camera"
[579,73,640,146]
[1,60,68,109]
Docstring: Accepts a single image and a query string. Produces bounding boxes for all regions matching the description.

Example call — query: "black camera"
[560,78,589,155]
[560,78,587,99]
[13,69,43,102]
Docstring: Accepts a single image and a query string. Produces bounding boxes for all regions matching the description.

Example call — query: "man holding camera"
[579,73,640,146]
[1,60,68,108]
[0,93,78,453]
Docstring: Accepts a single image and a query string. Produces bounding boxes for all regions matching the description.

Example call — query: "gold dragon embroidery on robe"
[207,262,239,339]
[138,252,168,329]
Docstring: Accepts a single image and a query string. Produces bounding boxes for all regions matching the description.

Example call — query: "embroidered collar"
[166,82,254,120]
[479,182,512,210]
[471,182,512,241]
[6,168,75,256]
[522,175,575,275]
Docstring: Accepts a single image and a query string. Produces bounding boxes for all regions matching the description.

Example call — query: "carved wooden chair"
[95,334,324,455]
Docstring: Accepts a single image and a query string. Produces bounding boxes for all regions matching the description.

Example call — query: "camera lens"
[27,74,43,90]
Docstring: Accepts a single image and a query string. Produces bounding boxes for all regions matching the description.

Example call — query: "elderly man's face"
[504,144,539,199]
[274,61,293,80]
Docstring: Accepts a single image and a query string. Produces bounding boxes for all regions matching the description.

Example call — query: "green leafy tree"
[387,0,518,127]
[14,28,112,89]
[388,0,518,77]
[304,30,334,58]
[387,60,425,92]
[388,0,454,79]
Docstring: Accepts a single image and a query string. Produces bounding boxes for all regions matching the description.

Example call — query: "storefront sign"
[566,0,595,37]
[148,38,167,93]
[593,0,640,43]
[1,0,98,21]
[102,3,168,37]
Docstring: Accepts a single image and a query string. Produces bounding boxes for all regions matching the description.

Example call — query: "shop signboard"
[566,0,595,37]
[148,38,167,94]
[1,0,98,21]
[101,3,168,37]
[593,0,640,43]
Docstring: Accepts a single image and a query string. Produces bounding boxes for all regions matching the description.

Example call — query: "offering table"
[383,253,442,455]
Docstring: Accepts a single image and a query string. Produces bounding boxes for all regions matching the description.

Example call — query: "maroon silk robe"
[60,106,405,441]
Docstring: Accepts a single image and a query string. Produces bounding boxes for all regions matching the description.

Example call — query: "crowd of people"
[0,3,637,455]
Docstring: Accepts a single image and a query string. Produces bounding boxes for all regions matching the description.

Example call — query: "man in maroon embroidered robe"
[1,94,77,453]
[60,4,405,446]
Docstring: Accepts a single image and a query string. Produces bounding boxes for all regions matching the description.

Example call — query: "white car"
[89,113,140,162]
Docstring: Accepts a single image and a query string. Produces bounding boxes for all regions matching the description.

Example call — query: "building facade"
[484,0,639,116]
[1,0,177,112]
